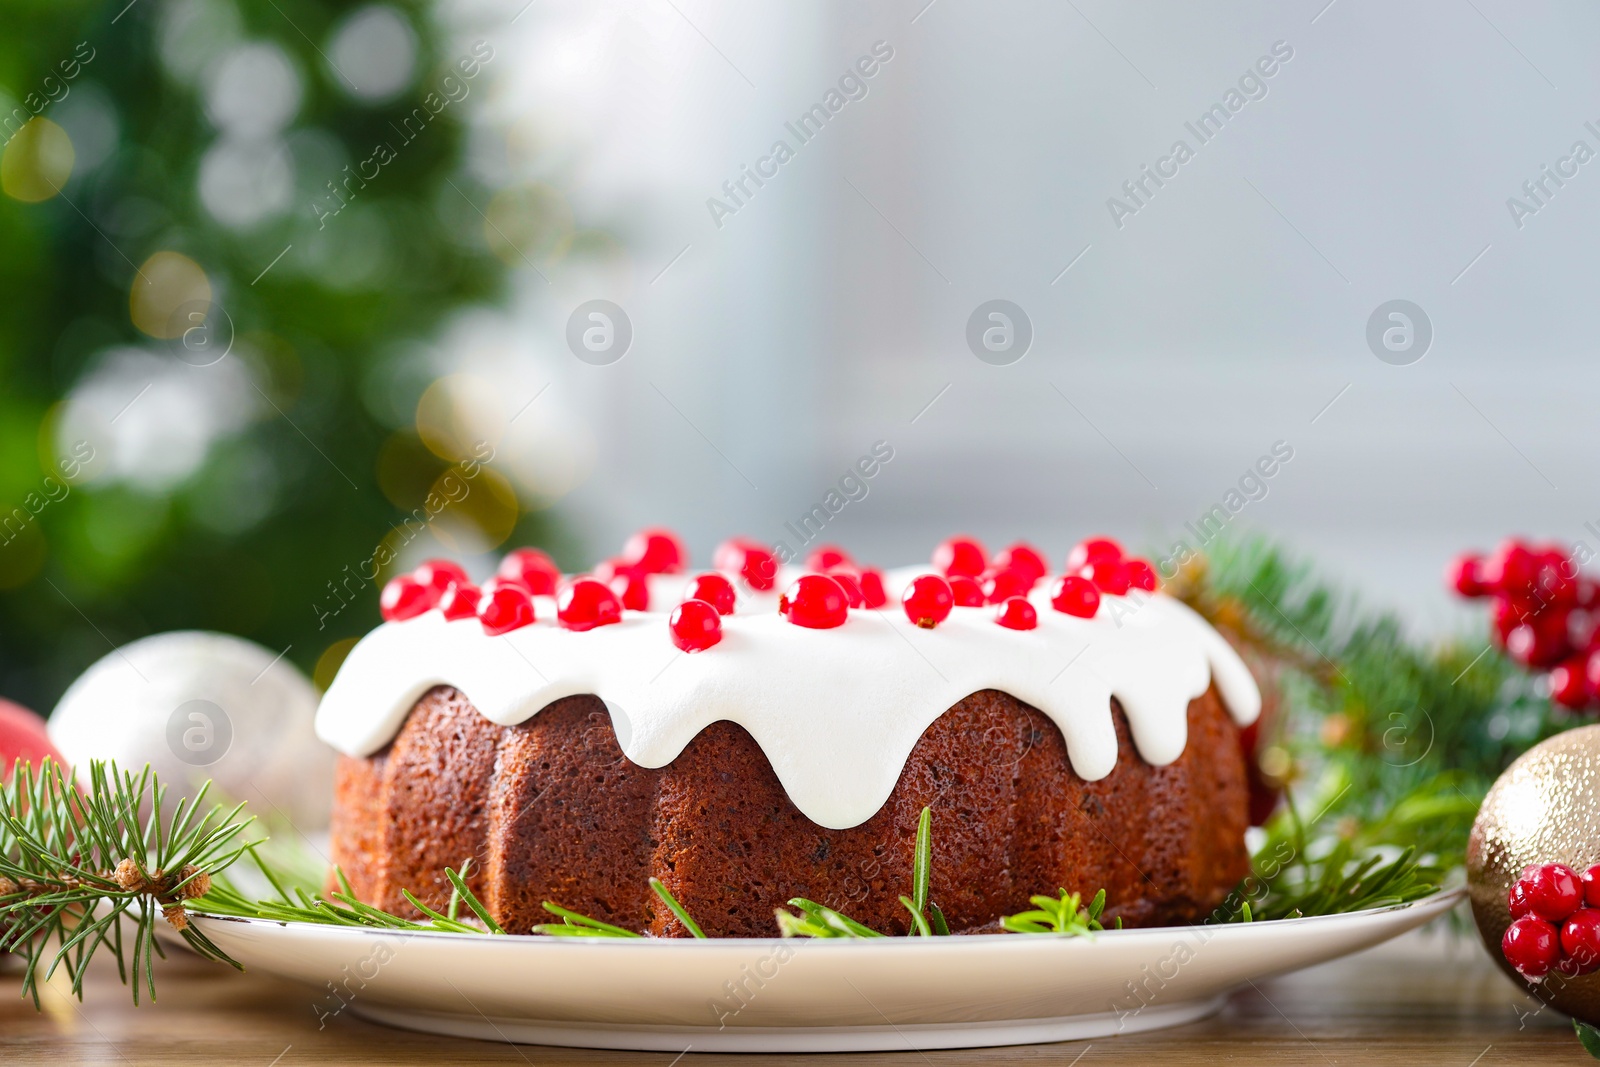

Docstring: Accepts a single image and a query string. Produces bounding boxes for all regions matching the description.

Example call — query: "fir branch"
[0,758,254,1007]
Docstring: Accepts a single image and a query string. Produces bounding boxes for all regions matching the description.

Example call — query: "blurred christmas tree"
[0,0,564,711]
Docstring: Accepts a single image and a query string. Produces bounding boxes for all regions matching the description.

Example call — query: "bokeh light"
[129,251,211,340]
[415,374,506,463]
[328,5,418,103]
[2,118,74,203]
[483,183,574,267]
[204,42,301,138]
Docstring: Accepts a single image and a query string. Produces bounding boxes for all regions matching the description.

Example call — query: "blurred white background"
[440,0,1600,634]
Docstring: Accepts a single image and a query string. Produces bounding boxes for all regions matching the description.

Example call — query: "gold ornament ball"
[1468,724,1600,1023]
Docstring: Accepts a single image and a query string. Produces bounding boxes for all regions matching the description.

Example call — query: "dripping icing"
[315,570,1260,830]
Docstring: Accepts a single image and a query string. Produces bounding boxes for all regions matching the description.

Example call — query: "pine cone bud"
[161,903,189,931]
[178,864,211,900]
[0,875,16,897]
[112,858,146,893]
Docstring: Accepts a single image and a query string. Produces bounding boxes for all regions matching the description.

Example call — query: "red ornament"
[669,599,723,652]
[498,548,560,595]
[994,596,1037,630]
[414,559,469,596]
[1562,909,1600,973]
[607,568,651,612]
[994,542,1048,583]
[621,527,687,575]
[479,582,536,635]
[1502,915,1560,979]
[981,567,1035,604]
[438,582,482,621]
[902,574,954,629]
[1080,559,1131,596]
[1049,575,1101,618]
[1511,863,1583,923]
[713,538,779,591]
[1124,559,1158,592]
[1065,536,1123,573]
[806,544,852,571]
[948,574,985,607]
[858,567,889,609]
[932,536,987,578]
[380,575,433,622]
[0,699,67,782]
[684,573,737,615]
[557,578,624,631]
[778,574,850,629]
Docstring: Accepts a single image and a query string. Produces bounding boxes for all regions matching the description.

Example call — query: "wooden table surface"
[0,928,1591,1065]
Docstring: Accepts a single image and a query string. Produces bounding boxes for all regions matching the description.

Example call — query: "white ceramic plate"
[189,888,1463,1053]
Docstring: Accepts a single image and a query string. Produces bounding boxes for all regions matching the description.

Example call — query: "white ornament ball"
[49,631,333,829]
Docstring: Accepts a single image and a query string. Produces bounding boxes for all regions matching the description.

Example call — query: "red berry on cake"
[1562,909,1600,974]
[498,547,561,596]
[994,596,1037,630]
[380,575,433,622]
[1125,559,1158,592]
[779,574,850,629]
[1065,536,1123,573]
[858,567,889,609]
[827,569,866,609]
[981,567,1035,604]
[902,574,954,629]
[805,544,852,571]
[948,574,984,607]
[1050,575,1101,618]
[932,536,987,578]
[669,599,723,652]
[1512,863,1583,923]
[993,542,1048,583]
[713,538,779,592]
[684,573,737,615]
[479,582,536,636]
[1502,915,1560,979]
[414,559,469,596]
[621,527,687,575]
[606,567,651,612]
[557,578,624,631]
[438,581,482,621]
[1080,559,1131,596]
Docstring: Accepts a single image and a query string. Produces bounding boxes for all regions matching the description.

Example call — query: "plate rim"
[190,885,1465,948]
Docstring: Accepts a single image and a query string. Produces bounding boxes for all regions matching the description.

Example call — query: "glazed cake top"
[315,538,1260,831]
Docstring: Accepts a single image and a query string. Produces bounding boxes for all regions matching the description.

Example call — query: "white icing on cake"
[315,566,1260,830]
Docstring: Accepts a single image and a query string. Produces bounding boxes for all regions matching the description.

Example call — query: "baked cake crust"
[331,683,1249,936]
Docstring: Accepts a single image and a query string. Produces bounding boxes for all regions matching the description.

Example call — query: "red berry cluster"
[1502,863,1600,981]
[901,536,1158,631]
[1449,539,1600,711]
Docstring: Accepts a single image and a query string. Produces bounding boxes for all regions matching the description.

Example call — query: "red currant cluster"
[1449,539,1600,711]
[1501,862,1600,981]
[375,528,1162,650]
[901,535,1158,632]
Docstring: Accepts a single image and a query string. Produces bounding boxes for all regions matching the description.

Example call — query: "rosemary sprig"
[1000,887,1114,936]
[0,758,255,1006]
[778,805,948,938]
